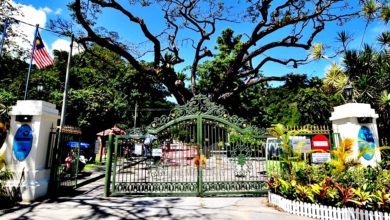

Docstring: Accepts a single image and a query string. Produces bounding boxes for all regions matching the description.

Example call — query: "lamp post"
[345,81,353,103]
[37,81,44,100]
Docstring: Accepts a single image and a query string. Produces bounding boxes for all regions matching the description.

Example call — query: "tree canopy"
[0,44,172,141]
[51,0,367,104]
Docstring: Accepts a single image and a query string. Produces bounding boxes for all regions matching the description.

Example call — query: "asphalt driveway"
[0,178,313,220]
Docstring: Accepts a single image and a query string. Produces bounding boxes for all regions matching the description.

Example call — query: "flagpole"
[24,24,39,100]
[59,35,74,129]
[0,17,10,58]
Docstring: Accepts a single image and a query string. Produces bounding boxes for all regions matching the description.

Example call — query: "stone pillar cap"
[9,100,59,118]
[330,103,378,121]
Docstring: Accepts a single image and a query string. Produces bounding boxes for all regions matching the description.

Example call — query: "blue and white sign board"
[290,136,311,153]
[266,138,280,160]
[13,124,33,161]
[312,153,331,164]
[358,126,376,161]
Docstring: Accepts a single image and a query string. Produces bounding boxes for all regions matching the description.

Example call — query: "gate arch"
[108,95,267,196]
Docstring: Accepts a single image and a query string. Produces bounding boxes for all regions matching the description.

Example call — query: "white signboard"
[152,149,162,157]
[134,143,143,155]
[313,141,329,147]
[312,153,331,164]
[290,136,311,153]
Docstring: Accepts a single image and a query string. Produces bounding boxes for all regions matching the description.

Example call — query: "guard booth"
[104,95,268,196]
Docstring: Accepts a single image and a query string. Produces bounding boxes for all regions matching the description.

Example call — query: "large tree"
[0,45,172,141]
[51,0,363,104]
[0,0,29,58]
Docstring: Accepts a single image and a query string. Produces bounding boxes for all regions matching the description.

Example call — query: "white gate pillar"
[1,100,59,202]
[330,103,381,167]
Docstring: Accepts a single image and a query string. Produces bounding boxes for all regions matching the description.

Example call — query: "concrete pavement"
[0,178,313,220]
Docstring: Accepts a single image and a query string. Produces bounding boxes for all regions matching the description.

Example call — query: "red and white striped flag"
[33,32,54,69]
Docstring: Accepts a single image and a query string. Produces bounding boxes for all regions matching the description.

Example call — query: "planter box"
[268,192,390,220]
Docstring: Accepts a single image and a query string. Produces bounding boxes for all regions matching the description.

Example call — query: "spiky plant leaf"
[380,4,390,24]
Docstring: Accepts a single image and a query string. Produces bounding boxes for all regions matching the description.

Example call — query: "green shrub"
[0,168,14,205]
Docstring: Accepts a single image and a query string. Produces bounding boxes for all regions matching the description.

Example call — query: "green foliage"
[352,186,373,209]
[0,45,173,142]
[269,137,390,212]
[238,75,336,128]
[0,89,16,108]
[296,88,333,125]
[196,29,336,128]
[374,169,390,191]
[267,124,311,180]
[278,178,296,198]
[326,34,390,144]
[0,152,14,203]
[372,189,390,211]
[197,29,243,96]
[229,129,263,145]
[295,184,315,203]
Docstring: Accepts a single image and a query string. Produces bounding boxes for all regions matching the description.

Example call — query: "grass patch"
[83,163,103,172]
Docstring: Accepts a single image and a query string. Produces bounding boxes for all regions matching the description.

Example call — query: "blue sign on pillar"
[358,126,375,161]
[13,124,33,161]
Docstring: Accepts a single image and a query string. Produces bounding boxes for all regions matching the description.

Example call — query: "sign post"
[311,134,330,152]
[311,134,331,164]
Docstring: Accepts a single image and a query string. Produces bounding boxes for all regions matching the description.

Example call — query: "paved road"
[0,178,313,220]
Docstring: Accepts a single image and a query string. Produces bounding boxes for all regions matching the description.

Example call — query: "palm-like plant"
[379,90,390,110]
[377,31,390,59]
[323,63,349,95]
[330,138,356,173]
[310,43,327,60]
[361,0,379,47]
[377,31,390,47]
[380,4,390,24]
[335,184,358,206]
[372,189,390,211]
[330,138,382,176]
[336,31,353,53]
[352,186,373,209]
[0,104,10,116]
[267,124,310,181]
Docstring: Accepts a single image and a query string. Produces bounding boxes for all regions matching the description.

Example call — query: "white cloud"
[51,39,83,55]
[54,8,62,15]
[6,1,81,60]
[8,1,48,54]
[41,6,52,14]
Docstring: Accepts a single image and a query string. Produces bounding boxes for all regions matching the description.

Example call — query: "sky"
[2,0,389,83]
[3,0,74,53]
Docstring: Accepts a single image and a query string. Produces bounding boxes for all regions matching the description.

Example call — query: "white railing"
[268,192,390,220]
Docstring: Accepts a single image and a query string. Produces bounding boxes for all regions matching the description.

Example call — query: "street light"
[345,81,353,103]
[37,81,44,100]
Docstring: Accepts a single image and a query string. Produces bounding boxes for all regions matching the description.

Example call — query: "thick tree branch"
[217,75,288,101]
[65,0,362,105]
[90,0,161,68]
[73,0,154,74]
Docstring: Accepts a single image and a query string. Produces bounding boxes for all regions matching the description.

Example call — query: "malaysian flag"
[33,32,54,69]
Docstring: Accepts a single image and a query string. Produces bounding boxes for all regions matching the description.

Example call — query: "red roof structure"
[96,125,126,136]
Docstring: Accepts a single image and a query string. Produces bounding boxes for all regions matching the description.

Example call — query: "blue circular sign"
[13,124,33,161]
[358,126,375,161]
